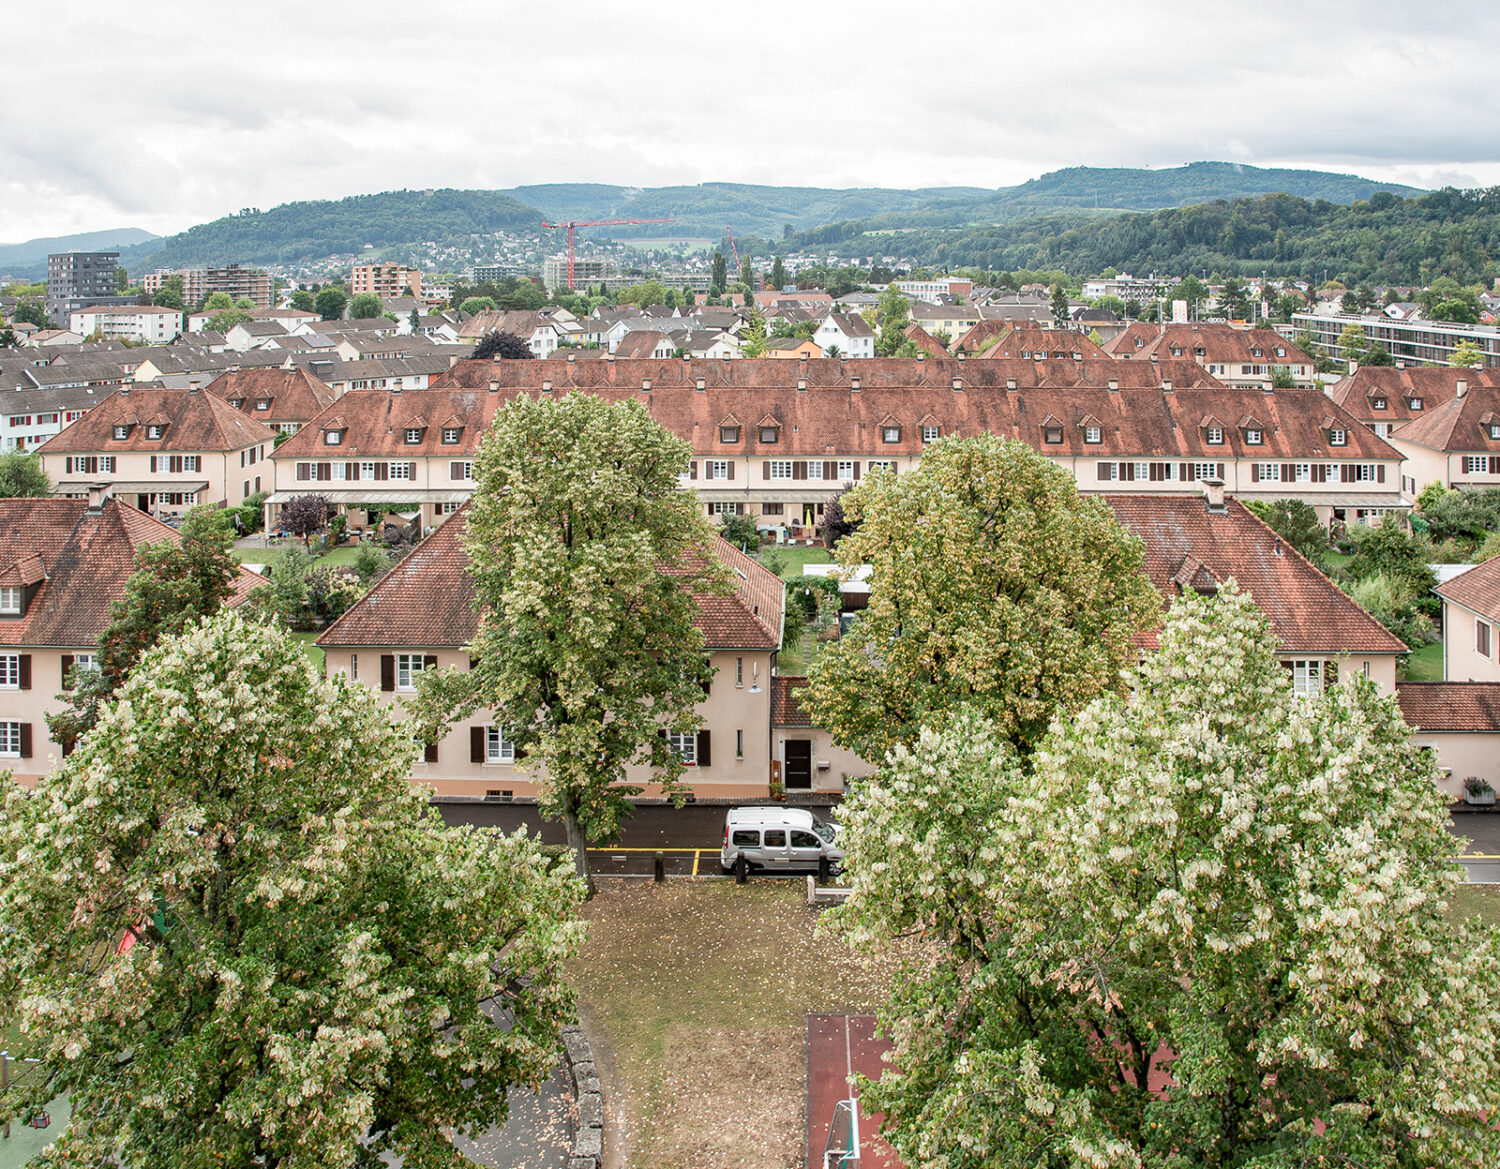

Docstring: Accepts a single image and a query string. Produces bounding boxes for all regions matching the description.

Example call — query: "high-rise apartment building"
[143,265,273,309]
[46,252,131,327]
[351,263,421,300]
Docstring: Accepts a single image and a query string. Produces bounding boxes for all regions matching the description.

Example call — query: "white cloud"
[2,1,1498,242]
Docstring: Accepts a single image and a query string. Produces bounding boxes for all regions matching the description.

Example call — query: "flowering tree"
[804,434,1159,760]
[834,586,1500,1168]
[0,613,583,1168]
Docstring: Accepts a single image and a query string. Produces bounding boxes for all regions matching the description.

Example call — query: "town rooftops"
[0,498,264,647]
[1388,384,1500,453]
[317,505,785,651]
[1434,556,1500,621]
[1104,494,1407,656]
[1328,366,1500,424]
[273,386,499,459]
[1104,323,1313,367]
[974,322,1111,362]
[1396,681,1500,732]
[33,384,277,453]
[208,367,335,423]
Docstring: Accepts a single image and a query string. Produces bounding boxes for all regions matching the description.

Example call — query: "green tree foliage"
[739,256,753,289]
[1417,485,1500,548]
[151,275,185,311]
[1450,339,1485,368]
[411,393,730,885]
[1342,515,1438,612]
[1219,275,1251,319]
[459,296,496,315]
[614,281,668,308]
[832,586,1500,1169]
[1243,498,1330,568]
[804,435,1158,761]
[13,298,52,329]
[288,289,316,312]
[1049,281,1070,324]
[739,308,767,357]
[208,309,253,333]
[313,287,347,320]
[1347,571,1435,647]
[202,291,234,311]
[710,252,728,294]
[471,330,535,360]
[347,292,383,319]
[1,612,584,1169]
[281,492,330,545]
[47,505,239,750]
[716,510,758,550]
[769,255,786,290]
[0,328,17,349]
[248,545,315,630]
[1269,364,1299,388]
[873,283,914,357]
[0,452,51,497]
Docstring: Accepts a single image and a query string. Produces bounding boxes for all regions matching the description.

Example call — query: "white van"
[720,806,844,874]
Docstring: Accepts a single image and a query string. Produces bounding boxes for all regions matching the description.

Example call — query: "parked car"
[720,806,844,875]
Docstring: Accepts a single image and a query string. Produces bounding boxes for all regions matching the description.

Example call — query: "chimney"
[1348,359,1358,375]
[488,379,499,393]
[1457,378,1469,398]
[1005,378,1017,391]
[797,378,807,392]
[641,378,652,392]
[1107,378,1119,391]
[1203,475,1227,514]
[1161,379,1173,394]
[86,483,108,514]
[695,377,706,391]
[951,377,963,391]
[1395,359,1405,369]
[541,379,552,392]
[799,351,808,364]
[492,355,502,365]
[850,375,861,392]
[119,384,129,395]
[916,350,926,361]
[567,352,576,364]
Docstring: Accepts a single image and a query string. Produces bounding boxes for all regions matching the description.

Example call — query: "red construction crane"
[725,225,741,273]
[541,217,675,289]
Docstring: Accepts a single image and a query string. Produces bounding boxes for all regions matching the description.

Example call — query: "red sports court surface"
[806,1013,902,1169]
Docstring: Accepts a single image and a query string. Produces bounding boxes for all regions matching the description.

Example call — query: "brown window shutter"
[18,654,30,691]
[763,461,771,480]
[60,654,75,690]
[349,462,360,480]
[514,743,527,761]
[794,461,807,480]
[149,456,157,473]
[318,463,331,481]
[1325,660,1339,686]
[409,462,417,479]
[1376,465,1385,483]
[735,502,744,515]
[424,740,439,764]
[1097,462,1110,481]
[852,462,861,480]
[823,460,835,480]
[1150,463,1162,482]
[1341,464,1353,483]
[1179,463,1190,481]
[423,654,437,671]
[451,461,462,481]
[701,674,711,696]
[690,461,698,480]
[1283,463,1294,480]
[61,737,74,758]
[1491,456,1500,475]
[19,724,31,759]
[377,463,389,481]
[1217,463,1225,480]
[1313,464,1326,483]
[1250,464,1259,483]
[470,726,485,763]
[707,503,715,517]
[727,461,735,480]
[696,729,711,767]
[1122,462,1135,481]
[380,655,395,692]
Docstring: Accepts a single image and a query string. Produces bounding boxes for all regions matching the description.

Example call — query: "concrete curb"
[560,1024,604,1169]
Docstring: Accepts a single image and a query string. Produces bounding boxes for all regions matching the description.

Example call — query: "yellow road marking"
[1464,853,1500,860]
[692,849,701,877]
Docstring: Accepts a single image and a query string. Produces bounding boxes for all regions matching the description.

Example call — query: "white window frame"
[1192,463,1217,481]
[331,462,347,480]
[767,460,794,480]
[1245,428,1262,445]
[881,425,901,444]
[1256,463,1282,482]
[668,731,696,765]
[1293,463,1311,483]
[441,427,461,444]
[0,654,18,689]
[1329,428,1347,446]
[707,460,731,480]
[396,653,425,691]
[403,428,423,444]
[486,724,515,763]
[712,501,738,516]
[806,460,824,480]
[1206,427,1224,444]
[1290,660,1322,696]
[837,460,855,479]
[112,424,129,439]
[146,425,164,439]
[324,429,343,445]
[1083,425,1102,444]
[921,425,940,444]
[0,721,20,758]
[0,587,20,615]
[388,462,413,481]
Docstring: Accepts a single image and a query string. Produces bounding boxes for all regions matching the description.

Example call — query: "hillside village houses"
[0,495,264,786]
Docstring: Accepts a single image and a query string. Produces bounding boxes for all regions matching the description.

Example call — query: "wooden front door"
[784,738,813,789]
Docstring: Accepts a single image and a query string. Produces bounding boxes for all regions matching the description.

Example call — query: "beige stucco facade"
[320,647,785,799]
[43,441,271,516]
[1442,601,1500,683]
[0,647,94,785]
[1408,731,1499,799]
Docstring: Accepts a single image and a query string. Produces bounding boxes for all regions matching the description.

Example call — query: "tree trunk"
[563,808,594,899]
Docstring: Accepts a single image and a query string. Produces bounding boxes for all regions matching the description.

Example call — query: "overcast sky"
[4,2,1499,243]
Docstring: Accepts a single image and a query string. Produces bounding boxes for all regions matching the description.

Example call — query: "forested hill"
[503,164,1421,239]
[791,187,1500,286]
[0,228,160,275]
[119,189,545,271]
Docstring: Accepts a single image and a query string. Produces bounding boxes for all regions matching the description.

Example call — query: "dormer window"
[1245,428,1263,445]
[1372,397,1387,410]
[1275,346,1286,357]
[1133,337,1144,349]
[759,425,779,443]
[441,427,461,444]
[1083,425,1102,444]
[1489,424,1500,440]
[1329,428,1347,446]
[921,425,940,444]
[881,425,901,443]
[229,398,246,409]
[404,427,424,444]
[720,425,740,443]
[1206,427,1225,444]
[1194,346,1205,357]
[1251,347,1264,358]
[254,399,270,411]
[1170,346,1183,357]
[323,429,344,446]
[146,424,165,439]
[0,587,20,615]
[112,424,130,440]
[1043,426,1063,445]
[1409,397,1423,410]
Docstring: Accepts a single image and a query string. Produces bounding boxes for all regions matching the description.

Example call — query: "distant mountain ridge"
[0,228,160,276]
[40,162,1426,275]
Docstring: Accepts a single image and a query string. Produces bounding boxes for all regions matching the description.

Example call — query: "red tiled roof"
[207,367,336,424]
[1434,556,1500,621]
[1104,494,1407,655]
[317,504,784,650]
[1328,366,1498,425]
[771,675,812,726]
[272,387,500,460]
[1103,323,1313,367]
[0,498,264,647]
[1397,682,1500,732]
[973,322,1111,361]
[614,331,673,359]
[1389,385,1500,453]
[32,385,275,454]
[422,357,1389,462]
[903,324,950,357]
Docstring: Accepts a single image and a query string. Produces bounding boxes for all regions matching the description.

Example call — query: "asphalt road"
[1451,812,1500,882]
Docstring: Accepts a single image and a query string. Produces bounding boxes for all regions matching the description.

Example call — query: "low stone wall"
[560,1024,604,1169]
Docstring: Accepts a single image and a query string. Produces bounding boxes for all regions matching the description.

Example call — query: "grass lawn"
[1323,550,1353,571]
[291,631,324,671]
[570,880,913,1169]
[1449,884,1500,927]
[1403,640,1444,681]
[232,544,363,570]
[759,544,832,580]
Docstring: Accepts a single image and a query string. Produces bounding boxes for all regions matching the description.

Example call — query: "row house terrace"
[207,367,337,435]
[1327,367,1500,448]
[266,386,501,532]
[315,506,819,800]
[35,384,277,520]
[425,357,1401,533]
[0,496,263,785]
[1385,383,1500,500]
[1105,323,1317,391]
